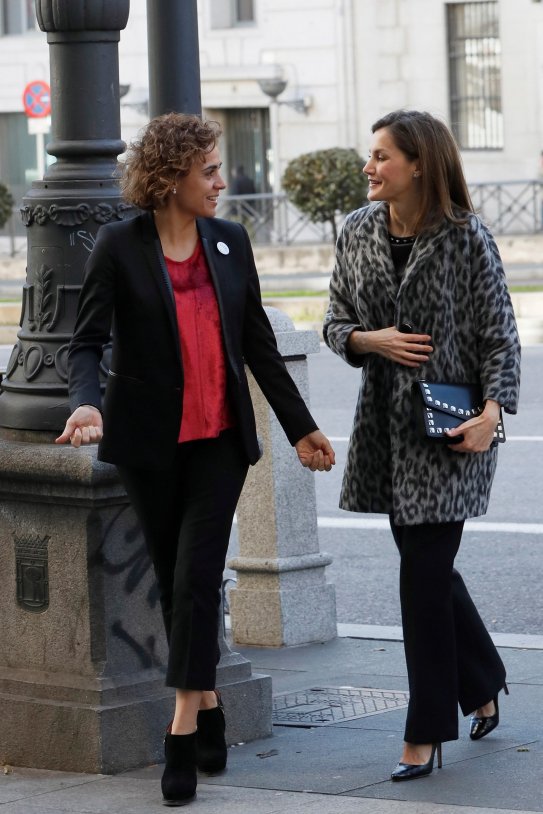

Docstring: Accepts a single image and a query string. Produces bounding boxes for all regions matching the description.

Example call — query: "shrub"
[282,147,368,242]
[0,181,14,230]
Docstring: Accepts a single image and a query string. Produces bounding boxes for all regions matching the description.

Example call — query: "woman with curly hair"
[57,112,335,806]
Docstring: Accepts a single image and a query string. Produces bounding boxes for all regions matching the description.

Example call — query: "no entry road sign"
[23,80,51,118]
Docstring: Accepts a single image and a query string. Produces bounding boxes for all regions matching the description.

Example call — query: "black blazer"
[67,212,318,469]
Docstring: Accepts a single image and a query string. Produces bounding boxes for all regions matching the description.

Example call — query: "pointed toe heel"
[469,683,509,741]
[391,743,442,782]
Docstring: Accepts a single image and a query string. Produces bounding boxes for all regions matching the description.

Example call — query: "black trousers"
[389,518,506,744]
[117,429,249,690]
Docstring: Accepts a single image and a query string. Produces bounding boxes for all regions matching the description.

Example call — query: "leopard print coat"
[323,202,521,525]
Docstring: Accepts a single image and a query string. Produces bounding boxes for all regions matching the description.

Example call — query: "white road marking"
[317,517,543,535]
[328,436,543,442]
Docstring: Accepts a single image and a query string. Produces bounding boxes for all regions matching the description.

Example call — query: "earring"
[413,172,420,178]
[172,188,177,195]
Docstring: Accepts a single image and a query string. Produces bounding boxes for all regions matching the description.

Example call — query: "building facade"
[1,0,543,232]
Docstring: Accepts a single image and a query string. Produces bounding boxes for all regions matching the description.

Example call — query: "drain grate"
[272,686,409,727]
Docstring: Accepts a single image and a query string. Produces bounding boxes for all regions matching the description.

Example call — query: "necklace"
[388,233,416,246]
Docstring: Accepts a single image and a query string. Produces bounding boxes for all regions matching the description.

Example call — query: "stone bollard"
[228,308,337,647]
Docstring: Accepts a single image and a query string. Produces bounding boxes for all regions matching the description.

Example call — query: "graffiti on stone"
[89,504,164,669]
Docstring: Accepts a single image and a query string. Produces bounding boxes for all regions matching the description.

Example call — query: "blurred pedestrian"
[229,165,257,227]
[56,112,335,806]
[229,165,256,196]
[324,109,520,781]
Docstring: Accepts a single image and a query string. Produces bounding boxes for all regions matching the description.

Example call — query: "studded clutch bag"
[412,380,506,445]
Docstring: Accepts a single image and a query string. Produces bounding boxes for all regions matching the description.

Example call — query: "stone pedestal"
[216,620,271,744]
[228,308,337,647]
[0,437,270,773]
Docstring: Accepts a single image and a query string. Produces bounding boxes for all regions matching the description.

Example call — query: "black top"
[388,233,416,280]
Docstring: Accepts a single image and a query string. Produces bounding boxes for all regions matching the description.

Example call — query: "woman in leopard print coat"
[324,110,521,781]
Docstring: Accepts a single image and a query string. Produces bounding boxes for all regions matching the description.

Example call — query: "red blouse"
[165,241,234,443]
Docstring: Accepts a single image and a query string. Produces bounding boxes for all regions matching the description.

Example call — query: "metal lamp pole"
[258,77,287,243]
[146,0,201,117]
[0,0,131,432]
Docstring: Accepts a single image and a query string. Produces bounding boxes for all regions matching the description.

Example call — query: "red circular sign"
[23,80,51,118]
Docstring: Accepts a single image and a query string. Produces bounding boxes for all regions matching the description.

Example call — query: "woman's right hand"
[55,405,103,448]
[348,326,433,367]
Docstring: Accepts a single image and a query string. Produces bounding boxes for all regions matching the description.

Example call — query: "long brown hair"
[371,109,474,233]
[121,112,222,211]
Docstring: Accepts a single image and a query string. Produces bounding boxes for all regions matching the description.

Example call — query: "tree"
[282,148,368,242]
[0,181,14,230]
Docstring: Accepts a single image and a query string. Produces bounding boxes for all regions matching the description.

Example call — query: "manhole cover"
[272,686,409,727]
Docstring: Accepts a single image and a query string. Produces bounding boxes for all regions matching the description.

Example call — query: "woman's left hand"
[446,399,501,453]
[295,430,336,471]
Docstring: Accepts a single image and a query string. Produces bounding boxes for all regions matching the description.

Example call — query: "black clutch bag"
[412,380,505,445]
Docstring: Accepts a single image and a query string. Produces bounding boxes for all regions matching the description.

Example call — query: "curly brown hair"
[121,112,222,210]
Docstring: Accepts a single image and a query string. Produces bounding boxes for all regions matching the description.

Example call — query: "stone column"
[228,308,337,647]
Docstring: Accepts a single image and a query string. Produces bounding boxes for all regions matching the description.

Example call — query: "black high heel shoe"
[196,690,227,774]
[391,743,442,782]
[469,683,509,741]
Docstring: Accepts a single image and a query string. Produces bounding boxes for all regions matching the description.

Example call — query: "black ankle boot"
[161,730,197,806]
[196,691,227,773]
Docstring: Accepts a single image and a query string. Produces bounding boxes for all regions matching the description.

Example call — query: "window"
[235,0,254,23]
[210,0,254,29]
[447,1,503,149]
[1,0,37,35]
[0,112,50,236]
[224,108,269,193]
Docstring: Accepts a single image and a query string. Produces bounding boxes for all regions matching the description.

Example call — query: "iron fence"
[218,181,543,243]
[216,193,333,245]
[468,180,543,235]
[2,181,543,251]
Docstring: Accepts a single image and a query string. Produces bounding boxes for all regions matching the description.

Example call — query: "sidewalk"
[2,631,542,814]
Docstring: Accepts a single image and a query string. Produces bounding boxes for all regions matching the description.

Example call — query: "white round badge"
[217,241,230,255]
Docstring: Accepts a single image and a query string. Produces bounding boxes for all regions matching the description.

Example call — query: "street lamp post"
[258,77,287,243]
[0,0,131,432]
